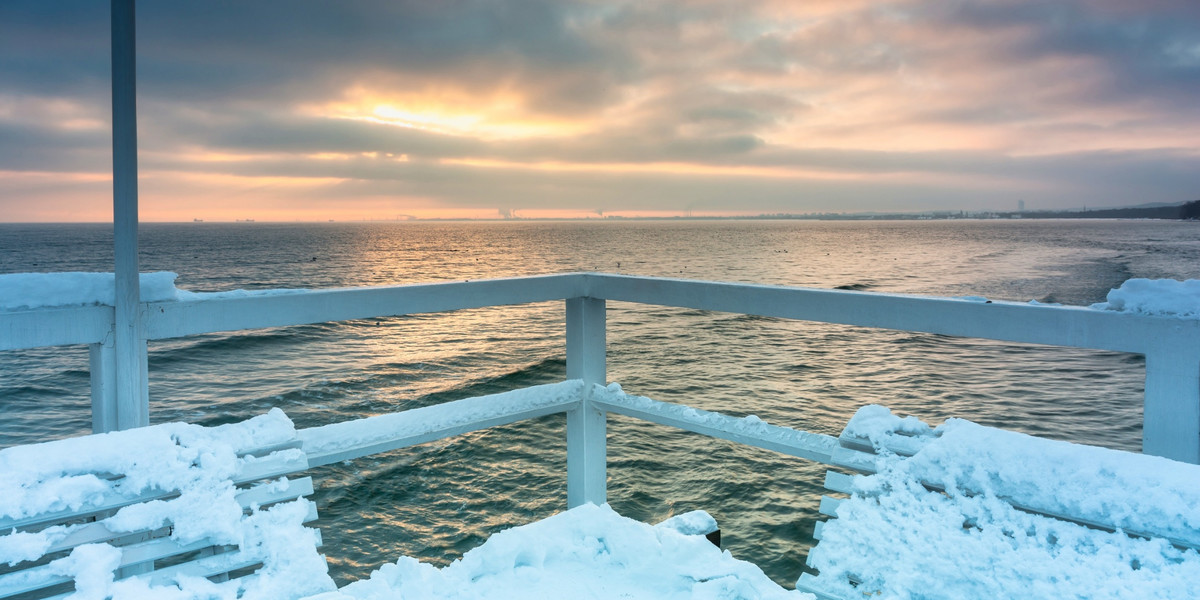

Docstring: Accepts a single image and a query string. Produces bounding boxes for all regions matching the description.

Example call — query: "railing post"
[111,0,149,429]
[566,296,606,507]
[1143,349,1200,463]
[89,338,118,433]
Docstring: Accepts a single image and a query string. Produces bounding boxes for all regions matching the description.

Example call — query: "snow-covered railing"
[2,273,1199,467]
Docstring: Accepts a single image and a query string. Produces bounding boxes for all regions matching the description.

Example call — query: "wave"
[269,355,567,410]
[834,282,874,291]
[408,356,567,407]
[0,384,71,398]
[148,324,342,366]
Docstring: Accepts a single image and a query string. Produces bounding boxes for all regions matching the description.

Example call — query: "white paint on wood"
[591,394,837,464]
[301,394,580,468]
[823,471,856,495]
[111,0,146,430]
[585,273,1200,355]
[0,305,111,351]
[1140,349,1200,463]
[818,496,843,518]
[89,340,117,433]
[566,297,607,508]
[143,274,579,339]
[6,272,1200,463]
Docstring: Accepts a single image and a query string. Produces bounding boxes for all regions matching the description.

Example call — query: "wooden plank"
[818,496,842,518]
[823,471,856,495]
[812,520,825,541]
[591,394,838,464]
[828,446,877,473]
[1143,349,1200,462]
[237,438,304,458]
[300,387,581,468]
[0,305,113,351]
[795,573,850,600]
[833,429,1200,551]
[144,274,582,340]
[0,453,308,532]
[566,297,607,508]
[30,478,315,555]
[586,273,1200,355]
[89,341,118,433]
[0,499,320,597]
[0,486,169,533]
[116,499,319,572]
[232,450,310,483]
[235,476,314,510]
[142,527,323,587]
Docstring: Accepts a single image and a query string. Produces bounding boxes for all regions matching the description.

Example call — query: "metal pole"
[111,0,148,429]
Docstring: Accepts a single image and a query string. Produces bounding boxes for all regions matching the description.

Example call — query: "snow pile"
[308,503,808,600]
[0,272,180,310]
[0,271,305,311]
[1091,278,1200,318]
[0,409,335,600]
[656,509,719,538]
[810,405,1200,599]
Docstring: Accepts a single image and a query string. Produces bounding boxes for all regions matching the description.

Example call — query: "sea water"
[2,219,1198,586]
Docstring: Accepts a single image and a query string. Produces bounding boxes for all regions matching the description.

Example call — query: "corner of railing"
[568,271,601,299]
[565,287,608,507]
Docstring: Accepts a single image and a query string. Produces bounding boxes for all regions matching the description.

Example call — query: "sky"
[1,0,1198,222]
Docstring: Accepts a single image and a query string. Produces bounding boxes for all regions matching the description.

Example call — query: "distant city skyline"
[2,1,1198,222]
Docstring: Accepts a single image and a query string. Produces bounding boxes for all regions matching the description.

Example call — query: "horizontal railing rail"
[145,274,583,340]
[1,304,113,350]
[2,272,1198,464]
[584,273,1199,355]
[7,273,1199,353]
[299,381,587,468]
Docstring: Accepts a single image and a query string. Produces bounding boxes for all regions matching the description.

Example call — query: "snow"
[307,503,808,600]
[656,510,719,538]
[1091,278,1200,318]
[8,373,1200,600]
[0,271,304,311]
[811,471,1200,599]
[0,272,179,310]
[810,405,1200,599]
[0,409,335,600]
[591,383,838,457]
[844,405,1200,544]
[299,381,585,459]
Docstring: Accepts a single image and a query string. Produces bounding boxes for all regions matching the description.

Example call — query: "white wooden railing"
[3,273,1199,479]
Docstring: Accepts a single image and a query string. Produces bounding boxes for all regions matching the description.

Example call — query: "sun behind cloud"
[314,86,595,141]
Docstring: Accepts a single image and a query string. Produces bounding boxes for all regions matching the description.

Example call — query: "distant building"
[1018,200,1025,213]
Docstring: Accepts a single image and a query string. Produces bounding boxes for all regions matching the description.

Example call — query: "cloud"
[1,0,1198,220]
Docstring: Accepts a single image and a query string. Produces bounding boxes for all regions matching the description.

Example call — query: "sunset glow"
[2,1,1198,221]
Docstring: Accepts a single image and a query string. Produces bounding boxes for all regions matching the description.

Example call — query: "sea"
[2,219,1199,587]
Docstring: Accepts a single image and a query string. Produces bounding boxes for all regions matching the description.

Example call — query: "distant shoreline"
[2,199,1196,224]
